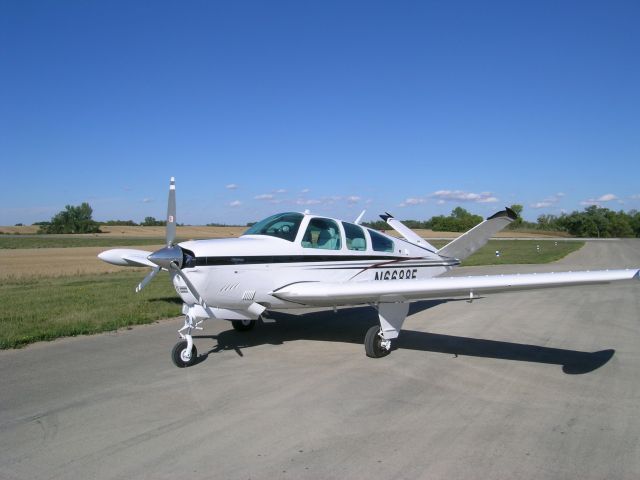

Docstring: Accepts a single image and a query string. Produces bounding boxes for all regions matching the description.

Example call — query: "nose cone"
[148,245,182,269]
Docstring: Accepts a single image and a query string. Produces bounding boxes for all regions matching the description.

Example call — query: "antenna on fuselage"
[354,210,366,225]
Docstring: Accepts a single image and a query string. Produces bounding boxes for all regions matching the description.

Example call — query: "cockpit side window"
[368,229,394,253]
[302,218,342,250]
[243,212,303,242]
[342,222,367,251]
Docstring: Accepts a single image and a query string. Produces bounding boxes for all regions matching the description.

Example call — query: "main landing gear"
[364,325,392,358]
[231,319,256,331]
[364,301,410,359]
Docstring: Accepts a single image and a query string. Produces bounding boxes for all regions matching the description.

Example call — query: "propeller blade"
[98,249,155,267]
[136,266,161,293]
[170,262,207,309]
[166,177,176,246]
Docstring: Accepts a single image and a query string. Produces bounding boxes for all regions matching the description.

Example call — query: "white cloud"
[531,202,553,209]
[580,193,618,206]
[274,189,287,194]
[398,197,427,207]
[301,188,310,194]
[598,193,617,202]
[296,198,322,206]
[229,200,242,207]
[142,198,154,203]
[430,190,498,203]
[226,183,238,190]
[254,194,275,201]
[530,193,565,209]
[347,196,361,204]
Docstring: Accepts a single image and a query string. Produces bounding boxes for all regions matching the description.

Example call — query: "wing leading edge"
[271,269,640,306]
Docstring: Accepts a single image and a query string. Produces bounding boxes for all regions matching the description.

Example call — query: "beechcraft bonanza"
[99,178,640,367]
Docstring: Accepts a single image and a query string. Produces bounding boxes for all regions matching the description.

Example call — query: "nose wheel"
[171,340,198,368]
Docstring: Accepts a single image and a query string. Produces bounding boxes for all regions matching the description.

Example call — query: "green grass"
[449,239,584,266]
[0,236,172,249]
[0,271,180,349]
[0,240,584,349]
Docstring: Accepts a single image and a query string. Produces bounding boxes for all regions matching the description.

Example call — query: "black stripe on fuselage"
[194,255,456,267]
[310,262,459,270]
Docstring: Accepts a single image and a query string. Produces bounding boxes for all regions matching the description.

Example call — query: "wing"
[271,269,640,306]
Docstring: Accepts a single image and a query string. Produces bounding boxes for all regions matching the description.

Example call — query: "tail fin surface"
[380,213,437,251]
[437,208,517,261]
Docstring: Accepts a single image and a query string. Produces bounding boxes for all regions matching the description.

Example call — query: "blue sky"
[1,0,639,226]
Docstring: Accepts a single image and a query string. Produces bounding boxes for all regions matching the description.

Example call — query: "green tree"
[101,220,138,226]
[141,216,166,227]
[431,207,482,232]
[506,204,524,229]
[629,210,640,237]
[40,203,101,234]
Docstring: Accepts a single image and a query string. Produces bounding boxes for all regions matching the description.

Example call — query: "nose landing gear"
[172,314,203,368]
[171,340,198,368]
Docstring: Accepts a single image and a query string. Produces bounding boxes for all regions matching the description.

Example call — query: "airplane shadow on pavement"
[194,299,614,375]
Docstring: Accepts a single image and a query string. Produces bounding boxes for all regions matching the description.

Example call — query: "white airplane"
[99,178,640,367]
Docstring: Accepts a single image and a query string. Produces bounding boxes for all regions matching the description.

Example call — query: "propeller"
[169,262,207,309]
[136,266,160,293]
[97,177,207,308]
[166,176,176,247]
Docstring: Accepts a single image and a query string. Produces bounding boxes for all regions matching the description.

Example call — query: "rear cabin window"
[342,222,367,251]
[302,218,342,250]
[368,229,394,253]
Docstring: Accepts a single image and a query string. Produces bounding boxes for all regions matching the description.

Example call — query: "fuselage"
[171,212,459,312]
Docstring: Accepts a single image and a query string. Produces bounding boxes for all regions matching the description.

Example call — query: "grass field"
[0,271,179,349]
[0,236,169,249]
[429,239,584,266]
[0,238,584,349]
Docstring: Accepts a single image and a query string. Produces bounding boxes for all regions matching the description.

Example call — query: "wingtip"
[380,212,394,222]
[487,207,518,221]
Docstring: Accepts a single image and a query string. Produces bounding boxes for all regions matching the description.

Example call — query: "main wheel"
[364,325,391,358]
[171,340,198,368]
[231,319,256,332]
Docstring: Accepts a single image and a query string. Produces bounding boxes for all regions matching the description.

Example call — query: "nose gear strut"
[171,314,203,368]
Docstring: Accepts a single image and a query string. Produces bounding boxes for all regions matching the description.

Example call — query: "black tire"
[364,325,391,358]
[171,340,198,368]
[231,319,256,332]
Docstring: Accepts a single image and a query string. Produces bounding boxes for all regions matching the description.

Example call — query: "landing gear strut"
[172,314,203,368]
[364,325,392,358]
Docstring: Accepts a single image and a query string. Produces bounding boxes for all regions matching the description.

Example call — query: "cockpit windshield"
[243,212,304,242]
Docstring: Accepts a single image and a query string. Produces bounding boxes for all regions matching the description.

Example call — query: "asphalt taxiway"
[1,239,639,479]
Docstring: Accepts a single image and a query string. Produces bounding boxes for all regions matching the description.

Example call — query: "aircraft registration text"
[374,269,418,281]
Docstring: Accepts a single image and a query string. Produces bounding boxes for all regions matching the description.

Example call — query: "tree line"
[34,202,640,238]
[364,204,640,238]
